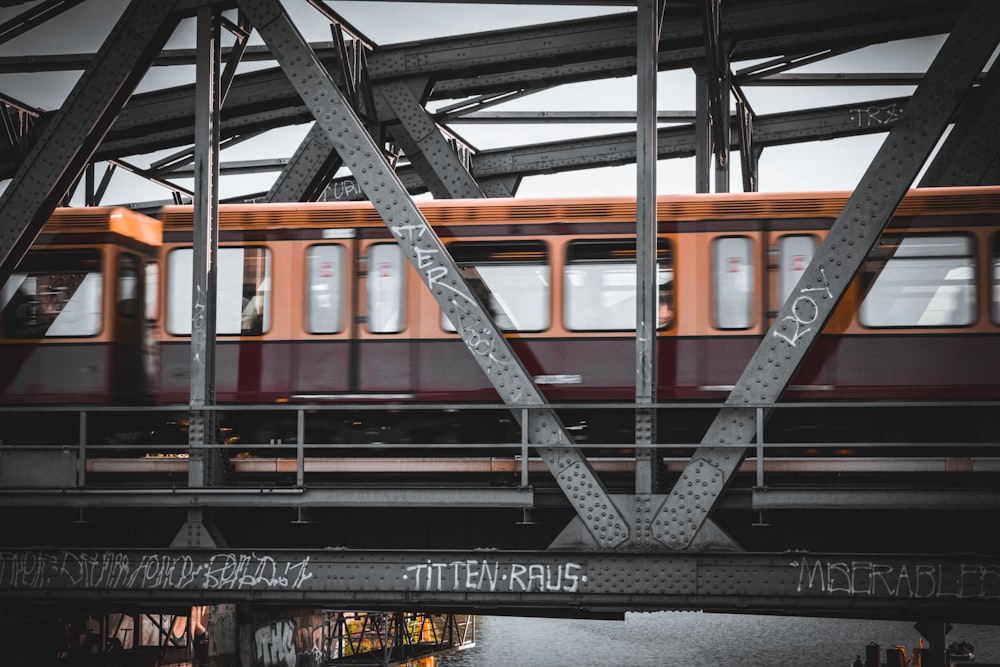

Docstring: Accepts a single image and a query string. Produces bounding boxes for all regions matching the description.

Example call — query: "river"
[435,612,998,667]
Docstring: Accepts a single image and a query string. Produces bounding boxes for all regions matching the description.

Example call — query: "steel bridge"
[1,0,999,665]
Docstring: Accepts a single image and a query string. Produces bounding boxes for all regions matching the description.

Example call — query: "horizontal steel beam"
[1,548,997,623]
[0,486,534,508]
[753,487,1000,510]
[81,455,1000,476]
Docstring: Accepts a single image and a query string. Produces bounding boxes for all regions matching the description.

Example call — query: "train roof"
[44,207,162,247]
[157,186,1000,231]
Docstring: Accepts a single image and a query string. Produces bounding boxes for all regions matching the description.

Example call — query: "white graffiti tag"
[792,558,1000,599]
[0,551,314,591]
[403,560,585,593]
[773,267,833,347]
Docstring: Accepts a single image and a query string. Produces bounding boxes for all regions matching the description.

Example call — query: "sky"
[0,0,949,206]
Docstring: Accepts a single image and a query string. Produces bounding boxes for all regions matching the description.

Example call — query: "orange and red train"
[3,186,999,446]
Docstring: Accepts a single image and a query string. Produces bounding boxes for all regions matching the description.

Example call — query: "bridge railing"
[0,399,997,490]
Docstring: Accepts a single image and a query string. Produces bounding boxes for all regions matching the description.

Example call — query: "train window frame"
[563,238,674,332]
[305,244,346,335]
[859,234,976,329]
[777,235,817,304]
[116,252,140,318]
[166,246,272,336]
[992,234,1000,325]
[441,240,551,333]
[367,243,407,334]
[144,261,159,323]
[1,248,104,339]
[711,236,755,330]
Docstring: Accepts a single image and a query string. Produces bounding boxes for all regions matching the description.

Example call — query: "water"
[436,613,999,667]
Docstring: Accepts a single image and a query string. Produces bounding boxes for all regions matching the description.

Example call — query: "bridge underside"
[1,547,997,625]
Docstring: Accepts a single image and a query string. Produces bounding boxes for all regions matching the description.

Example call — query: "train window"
[367,243,406,334]
[1,249,103,338]
[860,234,975,328]
[564,239,673,331]
[305,244,345,334]
[778,235,816,303]
[993,235,1000,324]
[712,236,754,329]
[166,246,272,336]
[441,241,549,332]
[116,253,140,317]
[144,262,159,322]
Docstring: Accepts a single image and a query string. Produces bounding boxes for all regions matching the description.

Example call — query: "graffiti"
[773,267,833,347]
[388,218,529,400]
[792,558,1000,599]
[0,551,314,591]
[403,560,585,593]
[191,283,206,371]
[247,617,324,667]
[254,620,296,667]
[850,103,902,128]
[322,179,363,201]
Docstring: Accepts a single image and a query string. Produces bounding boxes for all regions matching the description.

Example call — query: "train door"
[111,250,155,402]
[691,230,764,397]
[766,231,817,324]
[294,235,357,398]
[354,240,414,395]
[765,229,836,392]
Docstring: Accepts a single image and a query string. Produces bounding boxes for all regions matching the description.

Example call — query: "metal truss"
[0,0,181,283]
[1,547,998,624]
[0,0,997,562]
[0,1,975,198]
[326,611,473,666]
[234,0,629,548]
[653,0,1000,551]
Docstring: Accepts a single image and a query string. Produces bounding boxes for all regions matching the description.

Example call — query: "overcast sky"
[0,1,947,205]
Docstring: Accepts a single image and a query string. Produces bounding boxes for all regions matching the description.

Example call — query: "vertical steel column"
[237,0,628,548]
[188,5,222,488]
[653,0,1000,551]
[694,72,711,193]
[77,411,86,488]
[714,66,730,193]
[635,0,659,496]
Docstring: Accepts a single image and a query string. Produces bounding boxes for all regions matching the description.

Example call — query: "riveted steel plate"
[4,548,999,623]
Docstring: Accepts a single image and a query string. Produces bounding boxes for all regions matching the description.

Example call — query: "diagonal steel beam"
[264,123,345,201]
[0,0,181,284]
[653,0,1000,551]
[235,0,628,548]
[0,0,86,47]
[374,77,485,199]
[919,60,1000,187]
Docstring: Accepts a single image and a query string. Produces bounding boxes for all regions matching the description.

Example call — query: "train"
[2,186,999,449]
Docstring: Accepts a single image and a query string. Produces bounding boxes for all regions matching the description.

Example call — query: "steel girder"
[264,123,344,201]
[234,0,629,548]
[1,547,998,624]
[919,61,1000,187]
[373,77,484,199]
[0,486,536,509]
[0,0,181,283]
[652,0,1000,551]
[0,2,965,182]
[633,0,665,496]
[313,96,915,201]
